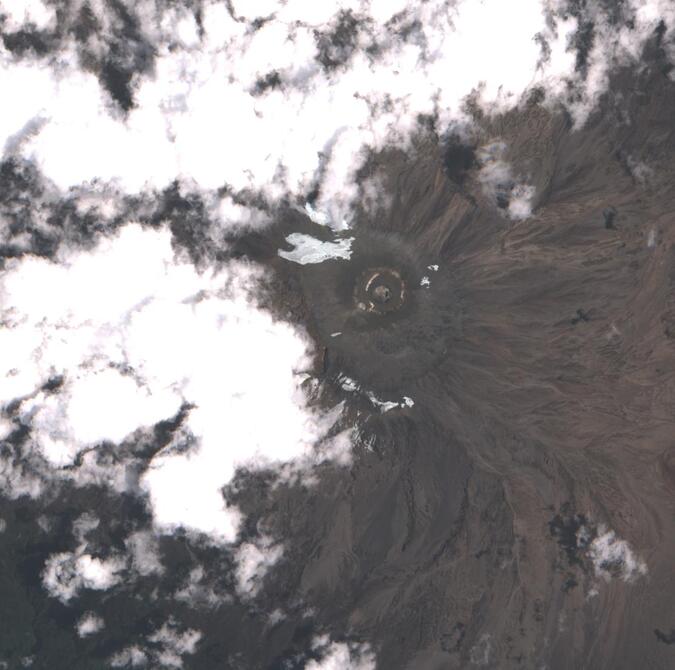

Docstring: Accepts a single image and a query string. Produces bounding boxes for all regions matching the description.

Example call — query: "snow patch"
[339,374,414,413]
[279,233,354,265]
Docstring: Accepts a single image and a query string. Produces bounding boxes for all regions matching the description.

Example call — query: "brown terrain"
[229,42,675,670]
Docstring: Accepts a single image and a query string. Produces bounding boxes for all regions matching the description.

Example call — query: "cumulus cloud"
[42,550,126,603]
[76,612,105,638]
[0,0,55,32]
[0,223,348,543]
[0,443,44,499]
[0,0,671,224]
[41,512,126,602]
[0,417,13,440]
[147,620,202,669]
[125,530,164,577]
[506,184,537,221]
[476,141,535,220]
[234,535,284,598]
[209,194,271,232]
[109,619,201,668]
[305,635,376,670]
[586,526,647,582]
[174,566,230,609]
[110,646,148,668]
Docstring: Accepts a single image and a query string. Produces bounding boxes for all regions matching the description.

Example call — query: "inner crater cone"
[355,268,406,314]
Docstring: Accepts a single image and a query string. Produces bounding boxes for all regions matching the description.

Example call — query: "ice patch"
[279,233,354,266]
[338,374,360,394]
[365,394,400,413]
[338,374,414,412]
[367,392,415,413]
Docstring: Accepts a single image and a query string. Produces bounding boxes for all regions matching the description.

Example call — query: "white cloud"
[19,369,176,467]
[1,0,670,222]
[110,646,148,668]
[64,447,135,495]
[306,635,376,670]
[174,566,230,609]
[234,535,284,598]
[587,526,647,582]
[303,204,332,227]
[109,619,200,668]
[125,530,164,577]
[476,141,535,220]
[0,224,349,543]
[0,417,13,440]
[210,194,270,232]
[625,155,654,185]
[147,620,202,669]
[76,612,105,638]
[469,633,493,667]
[268,608,286,625]
[42,550,125,603]
[0,446,44,499]
[0,0,55,32]
[507,184,536,221]
[72,513,100,543]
